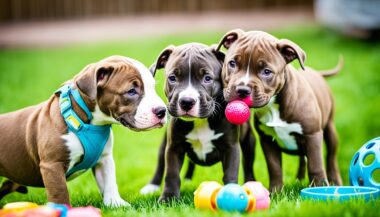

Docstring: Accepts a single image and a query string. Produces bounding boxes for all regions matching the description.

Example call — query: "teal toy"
[47,202,69,217]
[194,181,256,212]
[216,183,250,213]
[349,137,380,188]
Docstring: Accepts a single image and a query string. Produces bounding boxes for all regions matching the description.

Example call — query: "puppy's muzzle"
[152,106,167,120]
[118,117,131,128]
[179,97,196,112]
[236,85,252,99]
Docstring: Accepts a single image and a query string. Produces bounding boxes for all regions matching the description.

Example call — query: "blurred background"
[0,1,379,216]
[0,0,315,48]
[1,0,379,48]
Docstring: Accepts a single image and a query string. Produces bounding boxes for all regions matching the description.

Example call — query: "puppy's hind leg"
[296,155,306,180]
[184,161,195,180]
[324,121,342,185]
[0,180,28,200]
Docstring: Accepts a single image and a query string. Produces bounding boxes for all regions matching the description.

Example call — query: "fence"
[0,0,313,22]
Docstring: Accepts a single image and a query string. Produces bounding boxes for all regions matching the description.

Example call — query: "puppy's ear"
[277,39,306,70]
[217,29,244,51]
[210,44,225,63]
[150,45,175,77]
[96,64,114,87]
[75,62,114,100]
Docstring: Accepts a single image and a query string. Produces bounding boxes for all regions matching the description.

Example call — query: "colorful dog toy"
[47,203,69,217]
[243,181,270,210]
[2,202,39,212]
[301,137,380,201]
[0,202,60,217]
[194,181,270,212]
[66,206,101,217]
[193,181,222,211]
[349,137,380,189]
[0,202,101,217]
[225,100,251,125]
[216,183,254,212]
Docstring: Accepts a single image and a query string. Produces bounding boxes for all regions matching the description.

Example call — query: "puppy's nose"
[152,106,166,119]
[179,97,196,112]
[236,86,252,99]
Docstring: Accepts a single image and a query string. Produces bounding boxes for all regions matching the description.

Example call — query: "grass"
[0,25,380,217]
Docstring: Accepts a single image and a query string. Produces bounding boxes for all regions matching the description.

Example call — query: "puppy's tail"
[320,55,344,77]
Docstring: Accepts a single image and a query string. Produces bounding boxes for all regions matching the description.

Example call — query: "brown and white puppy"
[217,29,343,191]
[0,56,166,206]
[146,43,255,202]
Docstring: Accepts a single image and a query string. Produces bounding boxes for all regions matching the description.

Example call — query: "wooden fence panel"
[0,0,313,22]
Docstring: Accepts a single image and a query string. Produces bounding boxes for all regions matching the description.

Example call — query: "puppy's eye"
[203,75,213,83]
[126,88,138,96]
[228,60,237,69]
[261,69,273,77]
[168,75,176,84]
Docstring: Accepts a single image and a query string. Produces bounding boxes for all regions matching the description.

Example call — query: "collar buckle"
[65,115,82,131]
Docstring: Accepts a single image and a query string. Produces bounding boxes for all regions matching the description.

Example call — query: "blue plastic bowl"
[301,186,379,201]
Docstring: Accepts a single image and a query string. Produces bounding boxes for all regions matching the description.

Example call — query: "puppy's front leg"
[92,131,129,207]
[93,154,130,207]
[304,131,329,186]
[40,161,70,204]
[221,143,240,184]
[159,144,185,202]
[239,124,256,182]
[259,132,283,192]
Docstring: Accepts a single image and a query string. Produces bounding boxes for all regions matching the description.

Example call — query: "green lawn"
[0,26,380,217]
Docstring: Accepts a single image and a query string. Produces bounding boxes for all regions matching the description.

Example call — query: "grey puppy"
[148,43,255,201]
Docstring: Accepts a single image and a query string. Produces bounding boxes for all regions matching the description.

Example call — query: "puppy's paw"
[269,183,283,193]
[158,193,179,203]
[140,184,160,195]
[104,196,131,208]
[309,177,329,187]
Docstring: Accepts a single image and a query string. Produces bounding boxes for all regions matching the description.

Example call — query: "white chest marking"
[61,130,113,180]
[185,119,223,161]
[62,131,84,173]
[256,97,303,151]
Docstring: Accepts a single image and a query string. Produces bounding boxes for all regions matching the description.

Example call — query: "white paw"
[139,184,160,195]
[104,196,131,208]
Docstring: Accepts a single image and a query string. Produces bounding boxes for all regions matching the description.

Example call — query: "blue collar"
[56,84,111,178]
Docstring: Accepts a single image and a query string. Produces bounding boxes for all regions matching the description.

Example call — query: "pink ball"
[243,181,270,210]
[67,206,101,217]
[225,100,251,125]
[241,97,253,107]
